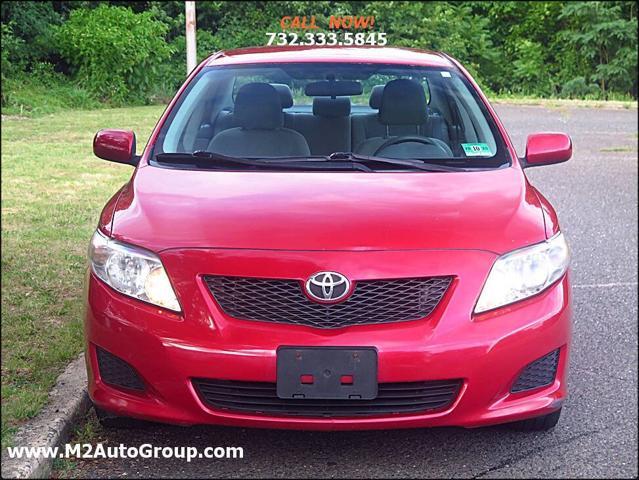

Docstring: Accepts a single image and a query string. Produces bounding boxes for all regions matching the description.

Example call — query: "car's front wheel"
[510,408,562,431]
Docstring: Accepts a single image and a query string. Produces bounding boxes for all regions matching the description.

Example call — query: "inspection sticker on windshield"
[462,143,492,156]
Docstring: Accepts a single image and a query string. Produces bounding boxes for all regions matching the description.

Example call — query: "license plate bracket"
[276,347,378,400]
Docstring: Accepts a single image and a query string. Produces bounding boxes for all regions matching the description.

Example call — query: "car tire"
[510,408,562,431]
[94,405,148,429]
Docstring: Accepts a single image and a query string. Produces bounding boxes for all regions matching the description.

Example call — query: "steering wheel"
[373,135,450,157]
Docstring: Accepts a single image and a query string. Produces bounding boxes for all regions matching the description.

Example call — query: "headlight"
[474,232,570,314]
[88,230,181,312]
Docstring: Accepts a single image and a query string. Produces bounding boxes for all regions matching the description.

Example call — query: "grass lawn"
[491,96,637,109]
[1,105,165,448]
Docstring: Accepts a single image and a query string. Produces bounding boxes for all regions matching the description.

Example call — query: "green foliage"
[1,0,637,114]
[1,23,23,81]
[208,1,339,50]
[560,77,601,99]
[0,1,62,68]
[159,30,219,99]
[2,73,101,117]
[1,21,100,115]
[511,40,552,95]
[559,1,638,98]
[370,2,498,85]
[53,4,173,104]
[472,1,564,94]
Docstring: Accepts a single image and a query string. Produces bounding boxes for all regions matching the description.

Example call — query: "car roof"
[205,46,456,69]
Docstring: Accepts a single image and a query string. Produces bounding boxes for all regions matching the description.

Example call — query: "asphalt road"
[71,104,638,479]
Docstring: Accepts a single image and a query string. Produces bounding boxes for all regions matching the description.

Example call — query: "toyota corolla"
[86,46,572,432]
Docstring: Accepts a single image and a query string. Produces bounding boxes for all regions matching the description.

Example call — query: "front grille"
[204,276,452,329]
[193,378,462,417]
[96,347,145,391]
[511,349,560,393]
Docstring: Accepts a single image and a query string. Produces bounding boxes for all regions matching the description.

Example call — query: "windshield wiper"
[155,152,373,172]
[155,151,477,173]
[327,152,473,172]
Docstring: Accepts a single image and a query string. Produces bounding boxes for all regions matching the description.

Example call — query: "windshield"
[152,63,510,170]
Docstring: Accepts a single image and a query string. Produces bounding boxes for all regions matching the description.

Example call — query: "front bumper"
[85,248,571,431]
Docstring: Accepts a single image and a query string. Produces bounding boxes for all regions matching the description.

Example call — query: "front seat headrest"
[379,79,427,126]
[313,97,351,117]
[235,83,283,130]
[270,83,294,108]
[369,85,384,109]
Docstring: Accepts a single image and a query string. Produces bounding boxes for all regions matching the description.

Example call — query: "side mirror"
[93,129,139,166]
[522,132,572,168]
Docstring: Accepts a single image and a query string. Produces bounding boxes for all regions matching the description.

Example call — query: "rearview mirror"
[522,133,572,168]
[93,129,138,166]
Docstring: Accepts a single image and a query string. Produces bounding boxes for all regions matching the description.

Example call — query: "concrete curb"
[1,353,90,479]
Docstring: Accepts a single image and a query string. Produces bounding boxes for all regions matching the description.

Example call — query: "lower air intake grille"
[204,275,453,329]
[511,349,560,393]
[96,347,145,391]
[192,378,462,417]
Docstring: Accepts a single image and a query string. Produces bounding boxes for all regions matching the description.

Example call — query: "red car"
[86,46,572,432]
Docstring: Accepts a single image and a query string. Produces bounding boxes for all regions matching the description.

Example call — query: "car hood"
[109,165,546,254]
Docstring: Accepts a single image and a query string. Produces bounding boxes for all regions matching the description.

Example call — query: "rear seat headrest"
[379,79,427,126]
[270,83,293,108]
[234,83,283,130]
[369,85,384,109]
[313,97,351,117]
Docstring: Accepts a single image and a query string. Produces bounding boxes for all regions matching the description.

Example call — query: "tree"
[559,1,638,98]
[368,1,498,87]
[54,4,173,103]
[2,1,638,106]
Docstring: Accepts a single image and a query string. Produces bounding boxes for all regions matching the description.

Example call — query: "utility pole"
[185,1,197,75]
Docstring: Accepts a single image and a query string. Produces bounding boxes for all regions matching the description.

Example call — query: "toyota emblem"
[305,272,350,302]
